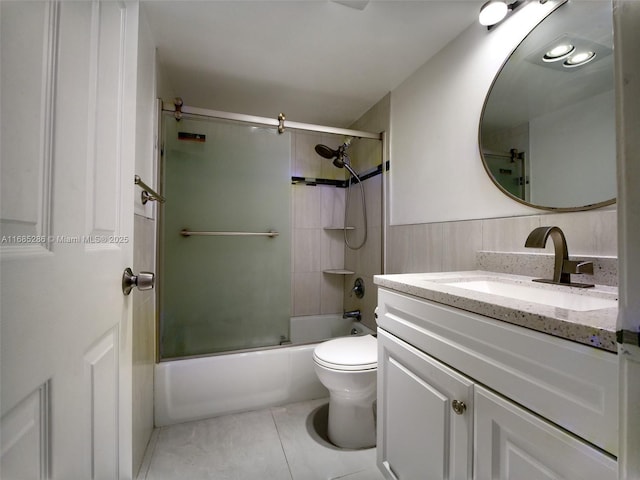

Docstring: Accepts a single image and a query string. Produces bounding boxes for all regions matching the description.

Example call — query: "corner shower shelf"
[323,226,355,230]
[323,269,355,275]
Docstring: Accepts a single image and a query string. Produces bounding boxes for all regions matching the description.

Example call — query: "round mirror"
[479,1,615,211]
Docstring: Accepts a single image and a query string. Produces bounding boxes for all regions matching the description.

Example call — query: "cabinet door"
[474,386,617,480]
[377,329,474,480]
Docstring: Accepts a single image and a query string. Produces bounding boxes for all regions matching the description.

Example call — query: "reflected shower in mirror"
[480,0,615,211]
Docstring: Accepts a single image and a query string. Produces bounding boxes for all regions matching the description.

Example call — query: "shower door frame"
[161,102,382,140]
[155,101,383,362]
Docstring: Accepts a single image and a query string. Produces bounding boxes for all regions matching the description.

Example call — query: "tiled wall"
[290,94,389,327]
[344,95,389,331]
[344,174,382,331]
[291,131,349,317]
[386,208,617,279]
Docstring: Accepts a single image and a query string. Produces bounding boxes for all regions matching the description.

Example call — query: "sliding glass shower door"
[159,114,291,359]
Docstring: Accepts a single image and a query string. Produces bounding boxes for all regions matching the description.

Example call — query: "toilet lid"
[313,334,377,371]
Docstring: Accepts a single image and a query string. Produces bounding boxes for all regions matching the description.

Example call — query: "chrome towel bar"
[134,175,166,204]
[180,229,279,238]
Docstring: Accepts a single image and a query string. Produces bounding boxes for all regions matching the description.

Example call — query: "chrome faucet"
[343,309,361,321]
[524,226,594,288]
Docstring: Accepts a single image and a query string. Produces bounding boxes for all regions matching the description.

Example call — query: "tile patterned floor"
[137,398,385,480]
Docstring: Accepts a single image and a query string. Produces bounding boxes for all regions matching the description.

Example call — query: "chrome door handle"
[122,268,154,295]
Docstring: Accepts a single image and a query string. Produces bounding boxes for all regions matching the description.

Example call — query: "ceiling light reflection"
[563,51,596,68]
[542,44,575,62]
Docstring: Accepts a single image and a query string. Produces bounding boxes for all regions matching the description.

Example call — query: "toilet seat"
[313,334,377,371]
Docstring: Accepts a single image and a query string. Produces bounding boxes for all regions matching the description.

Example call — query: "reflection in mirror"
[480,1,616,211]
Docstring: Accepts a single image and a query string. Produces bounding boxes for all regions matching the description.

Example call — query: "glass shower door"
[160,115,291,359]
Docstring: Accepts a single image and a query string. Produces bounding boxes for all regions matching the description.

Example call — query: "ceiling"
[142,0,483,128]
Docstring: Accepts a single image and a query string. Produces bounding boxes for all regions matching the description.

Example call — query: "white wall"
[134,12,157,220]
[389,1,562,225]
[132,7,158,477]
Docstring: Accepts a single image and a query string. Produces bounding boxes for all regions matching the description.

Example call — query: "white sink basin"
[444,279,617,312]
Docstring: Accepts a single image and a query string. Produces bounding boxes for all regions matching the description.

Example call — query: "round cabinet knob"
[452,399,467,415]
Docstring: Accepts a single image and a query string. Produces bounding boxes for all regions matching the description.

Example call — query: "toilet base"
[327,391,376,449]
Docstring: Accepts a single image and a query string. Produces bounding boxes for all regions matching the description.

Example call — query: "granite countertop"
[374,270,619,352]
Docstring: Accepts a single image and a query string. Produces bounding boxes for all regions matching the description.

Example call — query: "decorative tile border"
[291,163,384,187]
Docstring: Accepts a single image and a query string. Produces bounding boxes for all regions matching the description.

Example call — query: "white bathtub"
[155,315,374,426]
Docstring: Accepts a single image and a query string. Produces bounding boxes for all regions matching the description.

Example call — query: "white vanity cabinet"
[376,287,618,480]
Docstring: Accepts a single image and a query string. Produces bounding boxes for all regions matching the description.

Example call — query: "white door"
[377,329,474,480]
[1,1,139,478]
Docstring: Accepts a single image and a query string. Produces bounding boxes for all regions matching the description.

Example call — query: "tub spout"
[343,309,361,321]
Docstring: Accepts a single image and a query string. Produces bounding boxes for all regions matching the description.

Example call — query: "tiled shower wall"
[344,95,389,331]
[291,131,349,317]
[290,93,388,324]
[343,174,382,331]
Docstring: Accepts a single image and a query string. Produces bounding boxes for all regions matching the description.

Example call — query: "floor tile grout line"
[330,468,368,480]
[270,407,295,480]
[136,399,381,480]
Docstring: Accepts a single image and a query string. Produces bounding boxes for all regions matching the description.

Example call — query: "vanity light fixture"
[479,0,509,26]
[563,51,596,68]
[480,0,553,28]
[542,43,575,62]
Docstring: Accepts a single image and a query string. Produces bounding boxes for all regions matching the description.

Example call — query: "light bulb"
[543,44,575,62]
[479,0,508,26]
[564,51,596,68]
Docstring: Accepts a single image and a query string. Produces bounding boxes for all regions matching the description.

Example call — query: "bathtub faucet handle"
[351,277,365,299]
[343,309,361,321]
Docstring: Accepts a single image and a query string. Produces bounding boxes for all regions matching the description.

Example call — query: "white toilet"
[313,334,377,449]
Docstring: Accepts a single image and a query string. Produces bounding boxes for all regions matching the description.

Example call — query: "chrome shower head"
[315,144,340,160]
[332,154,346,169]
[314,141,351,168]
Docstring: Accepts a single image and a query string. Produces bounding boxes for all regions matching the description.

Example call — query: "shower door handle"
[122,268,155,295]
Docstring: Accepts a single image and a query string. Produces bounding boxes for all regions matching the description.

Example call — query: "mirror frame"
[478,1,616,212]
